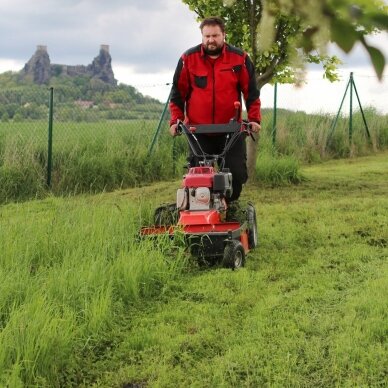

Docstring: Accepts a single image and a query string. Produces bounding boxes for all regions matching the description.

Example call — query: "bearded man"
[169,16,261,202]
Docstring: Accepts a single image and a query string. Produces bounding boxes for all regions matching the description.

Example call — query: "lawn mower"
[140,108,258,269]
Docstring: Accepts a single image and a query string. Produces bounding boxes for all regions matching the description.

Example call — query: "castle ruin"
[21,44,117,86]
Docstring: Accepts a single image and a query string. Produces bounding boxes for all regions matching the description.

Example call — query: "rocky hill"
[0,46,165,122]
[20,45,117,86]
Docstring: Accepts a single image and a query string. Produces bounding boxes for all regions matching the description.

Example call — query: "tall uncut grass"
[267,107,388,162]
[0,196,187,386]
[251,107,387,186]
[0,108,387,203]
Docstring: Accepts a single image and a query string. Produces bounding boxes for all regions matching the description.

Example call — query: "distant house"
[74,100,94,109]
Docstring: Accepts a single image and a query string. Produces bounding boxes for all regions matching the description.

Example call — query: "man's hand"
[169,124,179,137]
[249,122,261,133]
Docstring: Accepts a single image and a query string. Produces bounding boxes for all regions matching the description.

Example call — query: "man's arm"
[169,56,189,133]
[241,55,261,131]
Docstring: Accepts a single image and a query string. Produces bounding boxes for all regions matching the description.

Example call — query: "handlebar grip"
[176,120,185,135]
[241,121,256,141]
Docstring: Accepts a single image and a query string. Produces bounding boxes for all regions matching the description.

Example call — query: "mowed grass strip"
[90,153,388,387]
[0,153,387,386]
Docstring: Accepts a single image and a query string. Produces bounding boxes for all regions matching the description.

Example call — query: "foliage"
[0,72,164,121]
[182,0,388,87]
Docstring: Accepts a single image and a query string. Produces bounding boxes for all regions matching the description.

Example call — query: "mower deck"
[140,214,249,259]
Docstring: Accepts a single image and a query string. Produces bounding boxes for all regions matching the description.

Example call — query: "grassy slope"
[1,153,387,387]
[93,153,388,387]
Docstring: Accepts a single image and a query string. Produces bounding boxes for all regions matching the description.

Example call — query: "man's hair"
[199,16,225,33]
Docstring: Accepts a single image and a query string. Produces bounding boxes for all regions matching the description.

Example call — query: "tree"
[182,0,388,177]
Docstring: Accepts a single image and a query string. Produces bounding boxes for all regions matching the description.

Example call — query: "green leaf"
[365,45,385,80]
[370,13,388,30]
[331,19,358,53]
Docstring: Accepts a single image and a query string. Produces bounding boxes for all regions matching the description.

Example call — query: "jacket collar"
[200,43,230,64]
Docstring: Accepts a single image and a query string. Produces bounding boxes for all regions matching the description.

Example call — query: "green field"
[1,108,387,203]
[1,152,387,386]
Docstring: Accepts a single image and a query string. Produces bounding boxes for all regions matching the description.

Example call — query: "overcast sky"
[0,0,199,71]
[0,0,387,113]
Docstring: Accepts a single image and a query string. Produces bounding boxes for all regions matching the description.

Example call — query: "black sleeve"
[245,55,260,111]
[170,57,185,113]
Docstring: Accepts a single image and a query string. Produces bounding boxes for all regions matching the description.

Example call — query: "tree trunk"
[246,0,259,182]
[246,133,258,182]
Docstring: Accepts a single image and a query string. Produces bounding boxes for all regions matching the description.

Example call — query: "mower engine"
[176,166,232,212]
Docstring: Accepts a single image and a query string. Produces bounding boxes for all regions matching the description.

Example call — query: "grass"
[0,108,387,203]
[0,120,178,202]
[93,153,387,387]
[0,152,387,386]
[255,150,304,185]
[0,192,188,386]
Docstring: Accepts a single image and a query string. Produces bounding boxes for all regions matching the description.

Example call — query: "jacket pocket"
[194,75,207,88]
[220,65,242,73]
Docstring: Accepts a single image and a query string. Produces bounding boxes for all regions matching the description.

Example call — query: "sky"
[0,0,387,114]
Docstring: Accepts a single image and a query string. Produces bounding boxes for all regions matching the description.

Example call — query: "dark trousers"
[187,134,248,201]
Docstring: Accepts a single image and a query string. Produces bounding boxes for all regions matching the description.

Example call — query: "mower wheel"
[222,240,245,269]
[247,202,258,249]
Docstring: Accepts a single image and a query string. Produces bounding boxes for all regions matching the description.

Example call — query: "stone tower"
[88,44,116,85]
[21,45,51,84]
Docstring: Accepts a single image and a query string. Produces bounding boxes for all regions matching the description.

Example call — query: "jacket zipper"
[212,62,215,123]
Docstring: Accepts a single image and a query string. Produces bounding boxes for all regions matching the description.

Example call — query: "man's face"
[201,24,225,56]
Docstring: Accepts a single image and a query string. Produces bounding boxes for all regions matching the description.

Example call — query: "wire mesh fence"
[0,71,387,203]
[260,71,388,115]
[0,84,175,202]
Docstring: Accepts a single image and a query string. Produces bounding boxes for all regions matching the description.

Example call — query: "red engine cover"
[183,166,215,188]
[178,209,221,226]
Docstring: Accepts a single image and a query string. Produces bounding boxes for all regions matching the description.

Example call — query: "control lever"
[234,101,241,121]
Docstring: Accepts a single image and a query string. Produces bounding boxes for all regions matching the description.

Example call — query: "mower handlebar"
[175,120,255,164]
[176,120,253,136]
[176,120,255,142]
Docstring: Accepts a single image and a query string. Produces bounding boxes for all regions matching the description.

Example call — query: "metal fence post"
[349,72,353,144]
[327,75,351,142]
[272,82,277,147]
[352,75,371,141]
[327,72,371,148]
[148,88,172,156]
[47,87,54,187]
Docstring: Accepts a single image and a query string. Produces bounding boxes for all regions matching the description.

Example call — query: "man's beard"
[203,44,223,56]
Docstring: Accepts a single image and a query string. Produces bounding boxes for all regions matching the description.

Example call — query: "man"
[169,16,261,202]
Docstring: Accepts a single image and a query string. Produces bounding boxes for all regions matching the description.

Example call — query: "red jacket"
[169,43,261,126]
